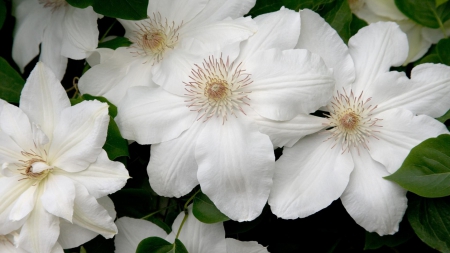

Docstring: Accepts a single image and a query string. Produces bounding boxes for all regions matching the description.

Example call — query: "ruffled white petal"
[225,238,269,253]
[349,22,408,93]
[71,183,117,238]
[0,130,26,168]
[49,100,109,173]
[196,117,274,221]
[41,174,75,222]
[238,7,300,62]
[165,206,227,253]
[19,62,71,139]
[0,177,32,234]
[269,133,353,219]
[53,150,129,199]
[115,217,168,253]
[369,108,448,174]
[245,48,334,120]
[397,21,431,64]
[341,148,407,235]
[61,6,99,60]
[147,0,207,27]
[0,103,34,151]
[9,184,38,221]
[297,9,355,90]
[117,87,197,144]
[187,0,255,24]
[148,120,203,197]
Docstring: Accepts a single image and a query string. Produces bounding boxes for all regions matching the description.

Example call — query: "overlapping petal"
[9,185,38,221]
[0,178,32,234]
[188,0,255,23]
[41,174,75,222]
[0,103,34,152]
[147,0,207,27]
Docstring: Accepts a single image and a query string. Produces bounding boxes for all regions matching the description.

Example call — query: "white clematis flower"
[0,62,130,253]
[269,11,450,235]
[116,8,334,221]
[78,0,258,105]
[12,0,100,80]
[349,0,450,64]
[114,206,270,253]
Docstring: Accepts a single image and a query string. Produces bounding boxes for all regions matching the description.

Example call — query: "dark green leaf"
[247,0,333,18]
[193,191,229,224]
[321,0,352,43]
[436,109,450,123]
[146,216,172,234]
[364,219,413,249]
[136,237,188,253]
[0,57,25,103]
[103,117,129,160]
[98,37,132,50]
[173,239,189,253]
[407,194,450,252]
[437,38,450,66]
[66,0,148,20]
[395,0,450,29]
[350,14,368,37]
[385,134,450,197]
[80,246,87,253]
[83,235,115,253]
[436,0,449,7]
[0,0,6,30]
[415,54,443,65]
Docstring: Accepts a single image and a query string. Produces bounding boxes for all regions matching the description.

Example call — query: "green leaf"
[350,14,368,37]
[66,0,148,20]
[395,0,450,29]
[80,246,87,253]
[247,0,333,18]
[193,191,229,224]
[436,0,449,7]
[364,219,413,250]
[321,0,352,43]
[436,38,450,66]
[103,117,129,160]
[407,194,450,252]
[436,109,450,123]
[0,57,25,103]
[385,134,450,198]
[98,37,132,50]
[136,237,188,253]
[415,53,443,65]
[0,0,6,30]
[146,216,172,234]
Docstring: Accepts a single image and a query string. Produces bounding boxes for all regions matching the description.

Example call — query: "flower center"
[325,89,382,152]
[18,150,52,181]
[131,12,182,64]
[39,0,67,10]
[185,56,252,123]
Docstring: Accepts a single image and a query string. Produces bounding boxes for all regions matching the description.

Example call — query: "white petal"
[397,21,431,64]
[41,174,75,222]
[297,9,355,91]
[53,150,129,199]
[0,131,25,168]
[61,6,99,59]
[85,48,114,66]
[115,217,168,253]
[18,186,60,253]
[269,133,353,219]
[58,196,116,249]
[39,9,68,80]
[238,7,300,61]
[248,108,327,148]
[19,62,71,140]
[365,0,406,21]
[0,236,27,253]
[12,1,50,72]
[369,108,448,174]
[165,206,227,253]
[0,103,34,151]
[49,100,109,172]
[187,0,255,24]
[225,238,269,253]
[72,183,117,238]
[245,48,334,120]
[50,243,64,253]
[196,117,274,221]
[9,184,38,221]
[0,177,32,234]
[148,120,203,197]
[117,87,197,144]
[341,149,407,235]
[349,22,408,93]
[147,0,207,26]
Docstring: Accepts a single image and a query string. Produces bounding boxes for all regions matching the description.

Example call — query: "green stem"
[99,20,117,43]
[175,189,201,239]
[141,204,176,220]
[431,7,448,38]
[184,189,200,210]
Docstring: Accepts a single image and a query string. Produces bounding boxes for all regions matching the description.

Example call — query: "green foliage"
[136,237,188,253]
[350,14,368,37]
[436,0,449,7]
[66,0,148,20]
[319,0,352,43]
[408,194,450,252]
[98,37,132,50]
[0,57,25,103]
[436,109,450,123]
[247,0,333,18]
[436,38,450,66]
[0,0,6,30]
[192,191,229,224]
[364,220,413,250]
[386,134,450,198]
[395,0,450,29]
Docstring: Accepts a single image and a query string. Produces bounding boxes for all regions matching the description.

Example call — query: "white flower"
[77,0,258,105]
[12,0,100,80]
[268,10,450,235]
[116,8,334,221]
[349,0,450,64]
[114,206,270,253]
[0,62,130,253]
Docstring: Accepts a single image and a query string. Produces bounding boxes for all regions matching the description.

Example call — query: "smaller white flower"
[114,206,270,253]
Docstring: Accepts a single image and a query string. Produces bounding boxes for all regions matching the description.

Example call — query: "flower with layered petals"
[78,0,258,105]
[0,62,130,253]
[116,8,334,221]
[12,0,100,80]
[268,11,450,235]
[349,0,450,64]
[114,206,270,253]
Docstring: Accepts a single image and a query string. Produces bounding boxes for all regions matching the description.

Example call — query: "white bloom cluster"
[4,0,450,252]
